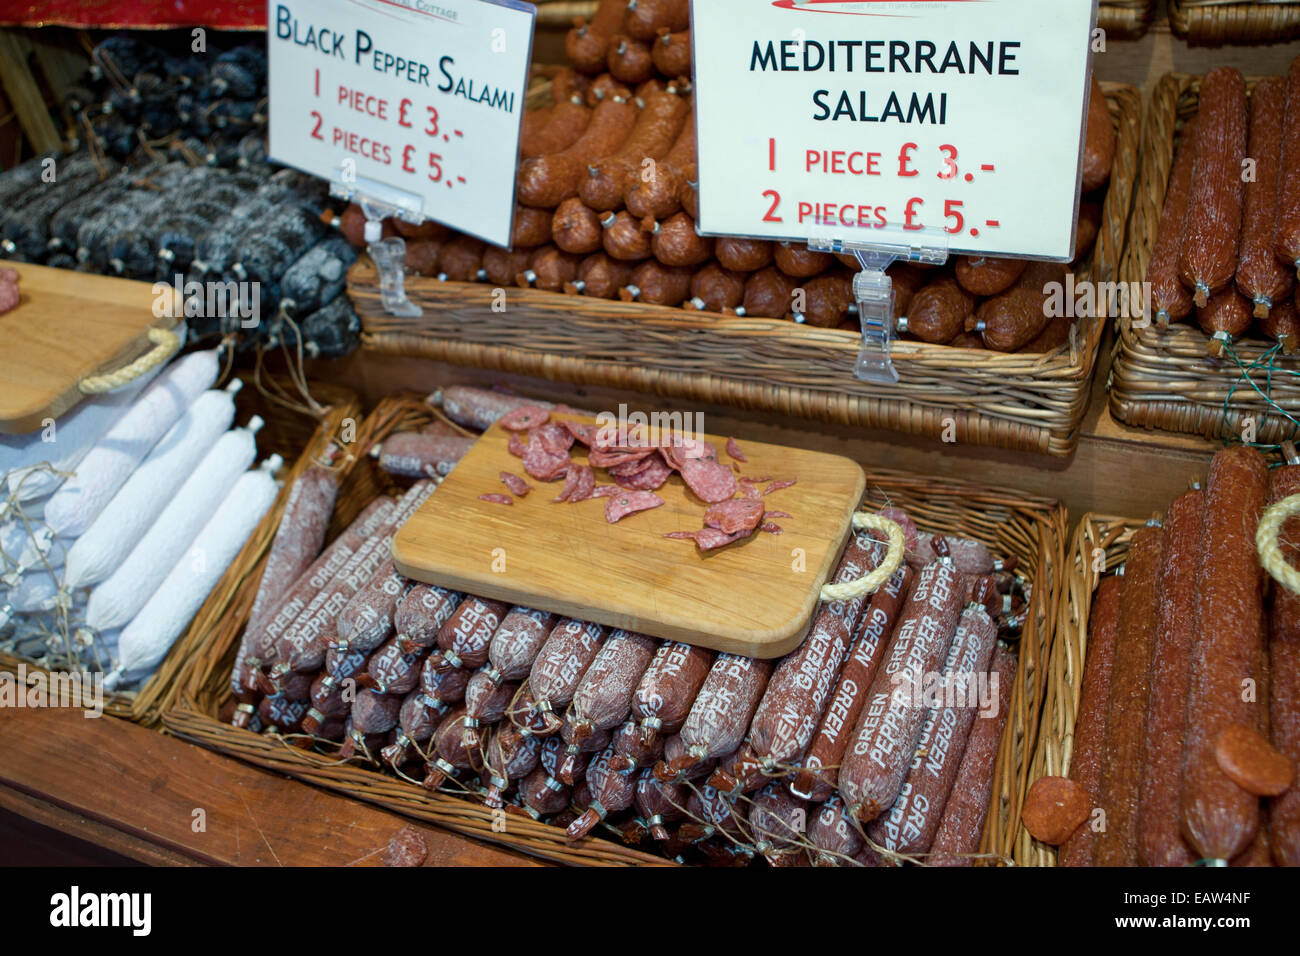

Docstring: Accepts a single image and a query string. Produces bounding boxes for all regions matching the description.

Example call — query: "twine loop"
[1257,493,1300,597]
[79,327,179,394]
[819,512,905,603]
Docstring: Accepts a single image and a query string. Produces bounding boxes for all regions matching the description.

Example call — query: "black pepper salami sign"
[267,0,536,247]
[691,0,1096,260]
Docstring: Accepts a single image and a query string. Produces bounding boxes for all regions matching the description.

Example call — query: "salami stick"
[866,591,999,856]
[565,629,658,741]
[271,482,435,677]
[568,743,638,838]
[485,607,556,684]
[1146,120,1199,328]
[1181,446,1268,861]
[748,529,885,771]
[656,653,773,779]
[838,549,965,822]
[462,670,518,754]
[379,689,442,768]
[428,596,509,672]
[1178,67,1248,307]
[630,640,713,747]
[362,635,428,696]
[565,252,634,298]
[243,457,340,650]
[1265,452,1300,865]
[1138,488,1204,867]
[1276,57,1300,277]
[529,618,607,733]
[1236,78,1293,317]
[634,768,687,840]
[482,723,542,807]
[808,795,864,865]
[1057,574,1123,867]
[333,558,410,656]
[394,584,463,652]
[928,644,1017,866]
[1093,523,1165,866]
[232,496,395,714]
[792,562,914,803]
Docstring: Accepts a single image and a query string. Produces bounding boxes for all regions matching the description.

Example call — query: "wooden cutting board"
[392,417,867,657]
[0,263,181,433]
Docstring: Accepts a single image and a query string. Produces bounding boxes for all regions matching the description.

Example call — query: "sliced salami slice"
[498,405,551,431]
[480,494,514,506]
[614,454,673,491]
[522,433,571,482]
[507,432,527,458]
[590,484,620,498]
[725,437,747,462]
[680,457,737,503]
[764,510,792,520]
[763,479,797,495]
[562,420,598,446]
[694,528,749,551]
[536,422,575,456]
[605,491,665,523]
[760,523,782,534]
[500,472,531,497]
[703,498,764,535]
[554,463,595,503]
[737,478,762,499]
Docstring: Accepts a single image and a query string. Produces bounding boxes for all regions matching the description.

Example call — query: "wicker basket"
[1018,512,1142,866]
[356,85,1140,458]
[0,378,361,725]
[1101,0,1158,38]
[1169,0,1300,44]
[1111,73,1300,444]
[161,392,1067,866]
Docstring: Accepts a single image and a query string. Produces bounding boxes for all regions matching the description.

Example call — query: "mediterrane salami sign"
[692,0,1097,260]
[267,0,535,247]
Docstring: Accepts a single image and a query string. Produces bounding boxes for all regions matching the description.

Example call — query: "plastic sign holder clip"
[328,177,424,318]
[808,231,948,384]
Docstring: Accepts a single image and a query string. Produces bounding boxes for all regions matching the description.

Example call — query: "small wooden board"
[0,263,181,434]
[392,418,866,657]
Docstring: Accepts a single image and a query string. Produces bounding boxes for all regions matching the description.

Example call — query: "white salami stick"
[5,372,156,503]
[44,350,220,536]
[866,589,999,856]
[85,421,265,632]
[231,495,396,718]
[270,481,435,676]
[748,529,885,771]
[243,449,341,642]
[64,382,242,588]
[105,462,278,690]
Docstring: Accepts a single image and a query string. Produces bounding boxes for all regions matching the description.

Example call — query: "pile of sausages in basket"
[331,0,1115,353]
[230,385,1031,865]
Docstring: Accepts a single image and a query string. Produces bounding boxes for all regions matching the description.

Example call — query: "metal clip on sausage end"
[1207,329,1231,358]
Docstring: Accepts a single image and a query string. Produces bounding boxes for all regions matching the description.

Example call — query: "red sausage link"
[565,252,635,298]
[624,110,695,221]
[1181,446,1268,861]
[621,0,689,41]
[1057,574,1122,867]
[1274,58,1300,276]
[749,529,885,770]
[423,705,475,789]
[485,607,557,684]
[1177,67,1248,307]
[652,28,691,79]
[686,262,748,313]
[630,640,713,747]
[716,237,774,273]
[808,794,864,865]
[929,644,1017,865]
[648,212,714,267]
[567,743,638,838]
[792,562,914,803]
[601,209,653,261]
[565,0,626,74]
[619,259,692,305]
[437,235,487,282]
[552,197,604,254]
[521,97,590,159]
[517,97,639,208]
[1267,457,1300,865]
[838,555,965,822]
[362,634,428,696]
[579,84,688,212]
[1138,489,1204,867]
[866,597,999,856]
[334,558,411,656]
[1093,524,1165,865]
[482,246,536,287]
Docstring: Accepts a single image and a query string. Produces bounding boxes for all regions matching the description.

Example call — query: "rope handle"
[79,326,179,394]
[1257,493,1300,597]
[819,512,905,603]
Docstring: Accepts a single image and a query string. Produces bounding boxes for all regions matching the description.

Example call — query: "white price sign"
[267,0,535,247]
[692,0,1097,260]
